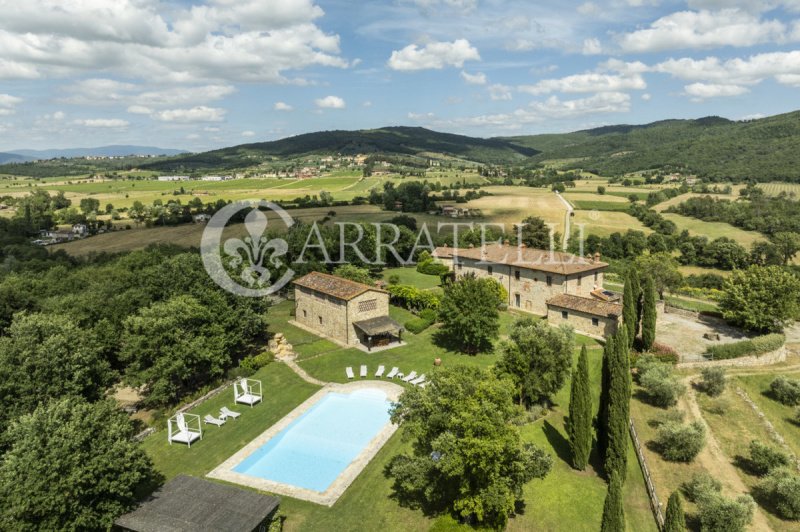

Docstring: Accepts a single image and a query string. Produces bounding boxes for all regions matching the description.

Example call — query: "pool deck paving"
[207,380,403,506]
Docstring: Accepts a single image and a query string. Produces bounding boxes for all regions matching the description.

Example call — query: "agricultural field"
[660,213,765,247]
[459,185,568,235]
[572,210,653,238]
[758,182,800,197]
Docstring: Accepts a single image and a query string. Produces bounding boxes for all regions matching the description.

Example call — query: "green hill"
[505,111,800,181]
[141,126,539,171]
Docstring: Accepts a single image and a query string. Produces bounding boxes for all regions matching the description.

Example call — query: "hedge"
[405,317,433,334]
[386,284,440,311]
[707,334,785,360]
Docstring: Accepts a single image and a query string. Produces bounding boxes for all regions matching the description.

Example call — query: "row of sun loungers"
[203,406,242,427]
[345,365,426,386]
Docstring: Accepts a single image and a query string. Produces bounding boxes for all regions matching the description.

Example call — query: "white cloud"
[241,130,256,137]
[362,100,373,107]
[654,50,800,87]
[577,2,600,15]
[61,79,235,109]
[388,39,480,71]
[407,0,479,12]
[150,106,226,123]
[740,112,766,120]
[420,92,631,131]
[460,70,487,85]
[126,105,152,115]
[0,93,22,115]
[314,95,345,109]
[273,101,293,111]
[582,38,603,55]
[519,73,646,95]
[74,118,129,128]
[688,1,800,13]
[408,112,435,120]
[618,9,788,53]
[488,84,513,100]
[0,0,347,83]
[683,82,750,101]
[641,93,652,101]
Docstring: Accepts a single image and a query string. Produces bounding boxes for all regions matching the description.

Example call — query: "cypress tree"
[623,268,639,348]
[597,335,615,458]
[604,330,630,481]
[631,270,642,345]
[568,345,592,470]
[642,275,657,351]
[601,471,626,532]
[664,491,687,532]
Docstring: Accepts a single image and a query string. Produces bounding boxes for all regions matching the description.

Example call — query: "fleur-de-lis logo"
[201,201,294,297]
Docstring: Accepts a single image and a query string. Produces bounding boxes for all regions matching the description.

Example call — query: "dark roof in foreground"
[114,475,280,532]
[453,244,608,275]
[293,271,386,300]
[353,315,403,336]
[547,294,622,318]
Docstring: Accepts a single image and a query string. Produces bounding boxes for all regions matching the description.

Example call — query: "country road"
[554,191,573,251]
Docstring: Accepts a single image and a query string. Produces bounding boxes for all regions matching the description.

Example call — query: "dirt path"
[678,377,773,531]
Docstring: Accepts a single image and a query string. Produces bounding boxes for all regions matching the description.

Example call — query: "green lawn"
[734,374,800,459]
[141,300,658,531]
[381,267,442,289]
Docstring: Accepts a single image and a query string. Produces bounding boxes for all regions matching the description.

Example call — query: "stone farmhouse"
[433,243,621,338]
[292,271,404,351]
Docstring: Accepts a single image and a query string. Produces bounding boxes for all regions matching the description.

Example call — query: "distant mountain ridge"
[9,145,188,160]
[140,126,539,171]
[0,152,34,164]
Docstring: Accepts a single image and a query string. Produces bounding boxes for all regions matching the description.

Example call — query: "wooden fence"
[629,418,665,530]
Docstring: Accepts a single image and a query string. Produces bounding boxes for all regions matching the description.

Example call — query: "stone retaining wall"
[676,346,787,369]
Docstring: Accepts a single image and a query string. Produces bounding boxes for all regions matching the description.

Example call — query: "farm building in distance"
[292,272,404,351]
[434,243,621,337]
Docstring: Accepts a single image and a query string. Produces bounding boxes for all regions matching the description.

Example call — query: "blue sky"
[0,0,799,152]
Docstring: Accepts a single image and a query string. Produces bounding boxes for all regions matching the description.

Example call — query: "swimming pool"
[208,383,400,505]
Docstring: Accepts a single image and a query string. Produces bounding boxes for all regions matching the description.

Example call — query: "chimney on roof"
[594,252,601,263]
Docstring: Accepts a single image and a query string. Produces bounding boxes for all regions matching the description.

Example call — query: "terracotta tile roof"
[453,244,608,275]
[547,293,622,318]
[431,246,456,259]
[293,271,385,301]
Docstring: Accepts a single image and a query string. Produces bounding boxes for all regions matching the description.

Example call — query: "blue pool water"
[233,389,392,492]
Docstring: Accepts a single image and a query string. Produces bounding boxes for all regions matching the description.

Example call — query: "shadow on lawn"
[542,419,571,465]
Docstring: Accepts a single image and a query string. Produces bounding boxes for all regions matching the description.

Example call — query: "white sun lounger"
[204,414,226,427]
[410,374,426,386]
[419,381,429,389]
[346,366,355,379]
[220,406,240,420]
[402,371,418,383]
[375,365,385,378]
[386,367,399,379]
[360,365,367,378]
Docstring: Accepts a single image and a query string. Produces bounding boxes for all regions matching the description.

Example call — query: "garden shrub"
[405,317,432,334]
[681,472,722,502]
[748,440,791,476]
[697,494,755,532]
[418,308,438,322]
[707,334,785,360]
[387,284,440,311]
[648,342,679,364]
[416,260,450,276]
[755,468,800,520]
[656,421,705,462]
[770,376,800,406]
[388,274,401,285]
[240,351,274,373]
[640,361,686,407]
[226,365,255,380]
[699,367,726,397]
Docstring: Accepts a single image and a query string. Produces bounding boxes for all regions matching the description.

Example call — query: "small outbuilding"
[114,475,280,532]
[293,271,403,350]
[546,293,622,338]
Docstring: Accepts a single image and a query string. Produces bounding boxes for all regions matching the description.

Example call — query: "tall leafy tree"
[600,471,626,532]
[719,265,800,333]
[641,275,657,351]
[386,366,552,529]
[438,273,502,354]
[568,345,592,470]
[0,398,157,530]
[771,232,800,265]
[515,215,554,250]
[665,491,687,532]
[120,295,228,407]
[604,330,631,481]
[0,312,112,439]
[635,252,683,299]
[496,317,574,405]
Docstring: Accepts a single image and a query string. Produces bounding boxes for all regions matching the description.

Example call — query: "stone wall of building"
[294,286,350,344]
[345,291,390,345]
[457,257,602,316]
[546,307,619,337]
